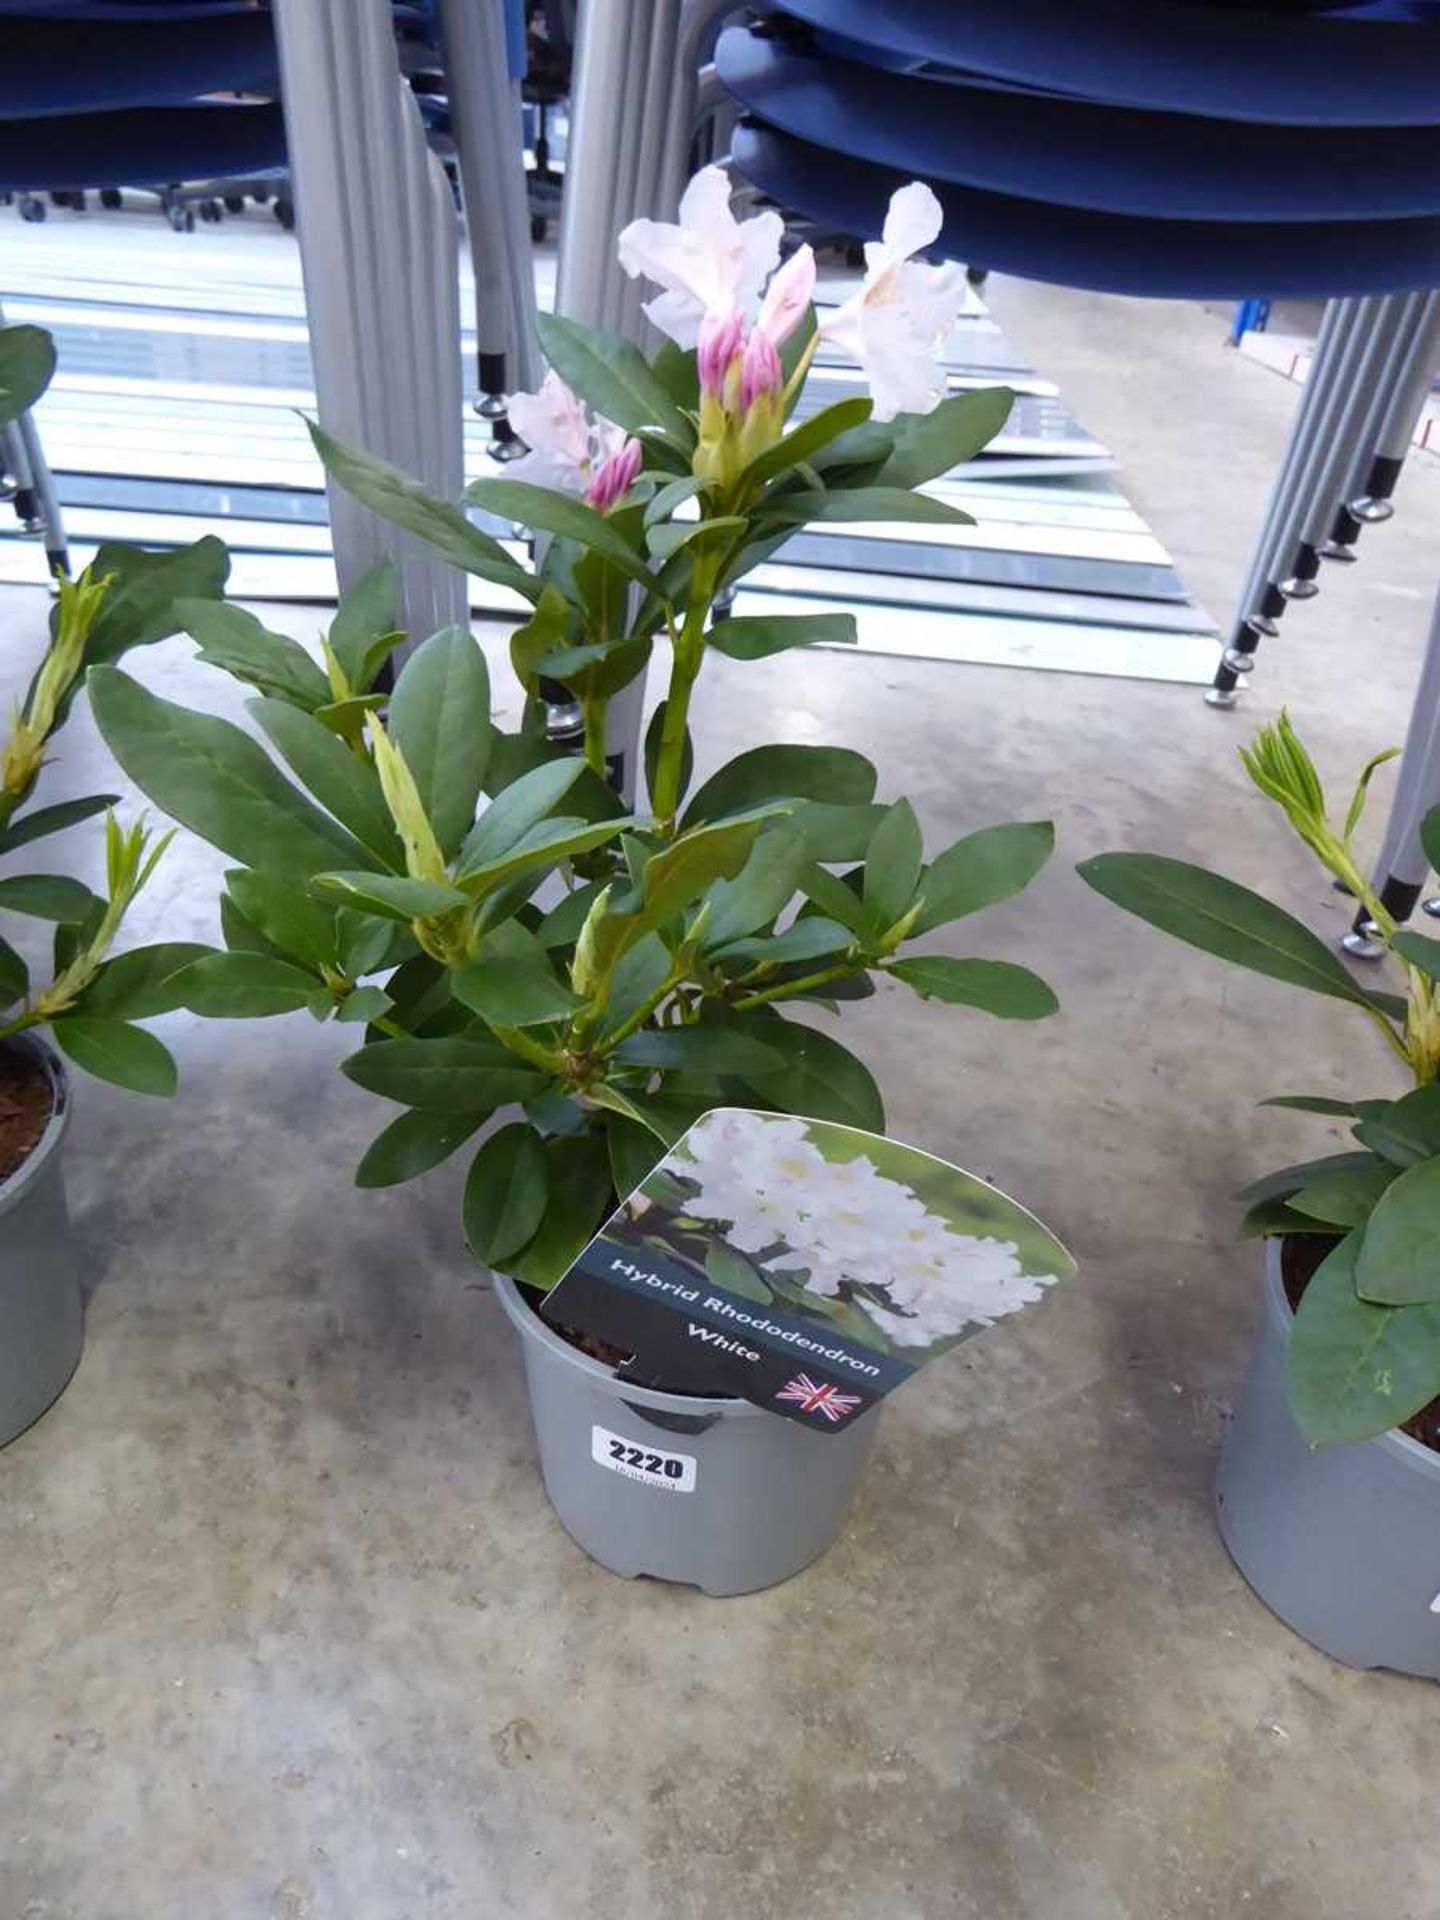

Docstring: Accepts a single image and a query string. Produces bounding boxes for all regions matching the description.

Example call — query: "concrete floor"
[5,281,1440,1919]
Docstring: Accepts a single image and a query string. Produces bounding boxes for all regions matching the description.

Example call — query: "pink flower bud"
[738,329,782,412]
[585,436,643,514]
[697,307,745,400]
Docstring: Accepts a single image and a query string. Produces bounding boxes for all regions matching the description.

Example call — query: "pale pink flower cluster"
[674,1110,1056,1351]
[506,370,642,512]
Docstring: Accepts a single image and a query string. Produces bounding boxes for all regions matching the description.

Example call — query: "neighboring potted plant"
[1080,713,1440,1674]
[89,172,1065,1588]
[0,326,228,1445]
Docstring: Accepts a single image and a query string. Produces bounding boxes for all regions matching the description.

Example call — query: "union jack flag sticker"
[774,1372,864,1424]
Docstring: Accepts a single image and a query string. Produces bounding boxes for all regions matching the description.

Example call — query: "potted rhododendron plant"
[1,319,226,1446]
[90,172,1065,1587]
[1081,715,1440,1675]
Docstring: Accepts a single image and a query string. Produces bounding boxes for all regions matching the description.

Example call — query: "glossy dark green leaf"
[77,941,211,1019]
[744,396,873,490]
[307,421,537,600]
[327,561,400,693]
[888,955,1058,1020]
[355,1106,488,1188]
[226,869,338,972]
[864,799,923,928]
[740,1018,884,1133]
[706,610,857,662]
[682,743,876,828]
[1354,1156,1440,1303]
[613,1026,782,1074]
[799,863,874,937]
[310,872,468,922]
[640,815,767,927]
[1258,1094,1372,1117]
[1289,1164,1397,1229]
[1389,929,1440,981]
[335,985,393,1026]
[50,1015,176,1096]
[457,756,586,874]
[702,825,807,947]
[646,515,747,563]
[1077,852,1382,1011]
[1354,1083,1440,1167]
[0,793,115,857]
[537,879,608,950]
[342,1034,545,1111]
[1238,1196,1337,1239]
[875,388,1015,489]
[787,801,887,864]
[0,874,97,923]
[463,1124,551,1263]
[534,310,690,445]
[1289,1230,1440,1446]
[507,1129,612,1288]
[714,917,854,969]
[0,934,28,1007]
[89,667,367,880]
[387,626,493,855]
[0,322,56,426]
[465,476,654,588]
[1236,1150,1385,1205]
[915,822,1054,932]
[171,951,317,1018]
[606,1113,662,1201]
[763,486,974,528]
[458,814,634,896]
[249,697,405,871]
[177,599,331,709]
[452,957,582,1029]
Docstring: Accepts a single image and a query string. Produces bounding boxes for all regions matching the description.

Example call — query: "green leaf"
[356,1107,488,1188]
[327,561,400,693]
[1237,1151,1385,1206]
[888,956,1058,1020]
[458,757,587,875]
[311,871,468,923]
[0,874,97,923]
[714,917,854,969]
[595,933,670,1037]
[640,816,766,928]
[613,1027,782,1073]
[0,793,115,857]
[507,1131,612,1289]
[336,985,393,1025]
[458,814,634,896]
[1353,1156,1440,1303]
[788,801,887,864]
[338,911,405,980]
[226,869,337,972]
[466,477,654,589]
[703,826,808,947]
[387,626,493,855]
[648,339,700,414]
[307,421,538,600]
[915,822,1054,932]
[606,1113,662,1200]
[1239,1196,1336,1239]
[89,667,367,881]
[1076,852,1385,1012]
[0,934,28,1008]
[57,540,229,716]
[646,514,747,563]
[704,1240,773,1304]
[1389,929,1440,982]
[762,486,974,529]
[1420,804,1440,879]
[453,957,582,1029]
[1354,1084,1440,1167]
[342,1035,546,1112]
[864,799,923,929]
[739,1018,884,1132]
[0,322,56,426]
[1289,1230,1440,1446]
[744,396,873,490]
[799,863,874,937]
[644,701,693,812]
[50,1015,176,1096]
[534,310,690,445]
[76,941,211,1019]
[249,698,405,871]
[538,879,608,951]
[706,611,856,663]
[463,1124,550,1263]
[1258,1094,1371,1117]
[171,951,317,1017]
[177,599,331,709]
[643,475,707,528]
[1289,1164,1397,1229]
[874,388,1015,489]
[683,744,876,829]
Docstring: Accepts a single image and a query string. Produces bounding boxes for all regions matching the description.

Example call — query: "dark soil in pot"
[516,1279,731,1399]
[0,1044,55,1184]
[1281,1233,1440,1453]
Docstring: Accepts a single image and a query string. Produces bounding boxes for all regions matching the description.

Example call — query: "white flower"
[820,182,966,422]
[618,165,783,349]
[506,370,638,509]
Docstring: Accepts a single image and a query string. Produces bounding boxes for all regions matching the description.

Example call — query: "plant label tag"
[544,1108,1075,1435]
[591,1423,697,1491]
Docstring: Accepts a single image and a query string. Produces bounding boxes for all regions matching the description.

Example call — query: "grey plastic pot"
[0,1036,82,1449]
[1215,1237,1440,1678]
[494,1272,881,1596]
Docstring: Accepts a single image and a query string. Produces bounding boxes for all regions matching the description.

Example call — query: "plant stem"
[650,552,720,827]
[604,966,684,1049]
[733,962,856,1011]
[581,697,608,779]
